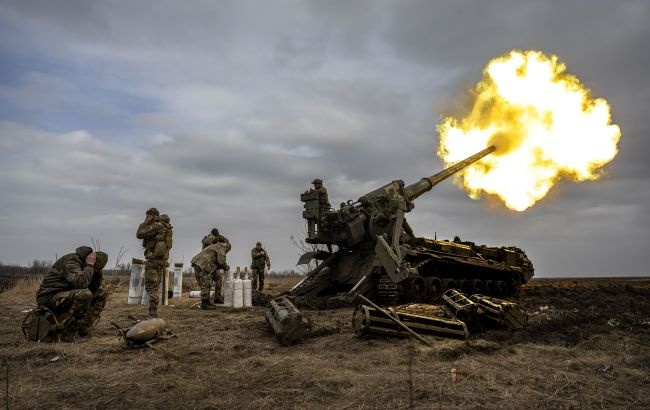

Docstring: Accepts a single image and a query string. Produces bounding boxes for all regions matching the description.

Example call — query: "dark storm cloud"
[0,0,647,276]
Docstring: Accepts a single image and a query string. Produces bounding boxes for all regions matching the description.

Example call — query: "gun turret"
[403,145,495,201]
[302,145,496,247]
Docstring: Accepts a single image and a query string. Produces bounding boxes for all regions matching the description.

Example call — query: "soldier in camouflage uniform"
[250,242,271,291]
[35,246,109,339]
[201,227,230,249]
[191,241,231,309]
[136,207,169,318]
[312,178,331,227]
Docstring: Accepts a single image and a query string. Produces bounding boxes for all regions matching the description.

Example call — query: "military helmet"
[146,207,160,216]
[160,214,170,223]
[312,178,322,185]
[256,241,262,247]
[211,228,220,236]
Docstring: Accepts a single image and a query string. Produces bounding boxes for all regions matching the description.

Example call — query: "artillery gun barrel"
[403,145,495,201]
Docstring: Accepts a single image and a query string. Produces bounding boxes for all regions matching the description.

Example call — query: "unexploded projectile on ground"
[111,315,176,348]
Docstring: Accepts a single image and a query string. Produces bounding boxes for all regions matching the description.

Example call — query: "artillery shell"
[125,318,167,343]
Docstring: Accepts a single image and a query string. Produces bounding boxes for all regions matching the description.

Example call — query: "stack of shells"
[223,267,252,308]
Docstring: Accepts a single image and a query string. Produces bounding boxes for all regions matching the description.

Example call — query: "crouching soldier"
[191,241,231,309]
[34,246,108,340]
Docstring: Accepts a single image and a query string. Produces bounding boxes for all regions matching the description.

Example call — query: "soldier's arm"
[216,250,229,271]
[264,251,271,267]
[136,222,148,239]
[88,270,103,292]
[63,261,95,289]
[136,221,162,239]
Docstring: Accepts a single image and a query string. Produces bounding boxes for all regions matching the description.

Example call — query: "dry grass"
[0,278,648,409]
[0,276,42,311]
[266,275,302,291]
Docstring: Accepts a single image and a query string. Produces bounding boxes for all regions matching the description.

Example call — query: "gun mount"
[290,146,534,307]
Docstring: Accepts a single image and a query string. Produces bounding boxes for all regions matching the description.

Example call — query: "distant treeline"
[0,260,50,276]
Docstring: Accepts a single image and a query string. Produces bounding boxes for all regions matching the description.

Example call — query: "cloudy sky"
[0,0,648,277]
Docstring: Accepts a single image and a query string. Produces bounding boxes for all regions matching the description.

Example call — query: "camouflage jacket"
[136,219,167,260]
[251,247,271,269]
[201,233,230,249]
[191,242,231,274]
[36,247,96,305]
[314,186,330,210]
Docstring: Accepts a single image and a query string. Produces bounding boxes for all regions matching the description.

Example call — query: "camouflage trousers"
[251,267,265,291]
[44,288,107,334]
[144,258,166,310]
[194,265,222,301]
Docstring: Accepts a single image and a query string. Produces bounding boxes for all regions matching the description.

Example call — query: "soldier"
[201,227,230,249]
[35,246,109,340]
[136,207,168,318]
[191,241,231,309]
[311,178,330,216]
[250,242,271,291]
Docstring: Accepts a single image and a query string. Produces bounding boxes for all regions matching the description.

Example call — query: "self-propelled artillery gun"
[288,146,534,307]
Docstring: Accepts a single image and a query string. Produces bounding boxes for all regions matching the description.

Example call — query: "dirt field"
[0,276,649,409]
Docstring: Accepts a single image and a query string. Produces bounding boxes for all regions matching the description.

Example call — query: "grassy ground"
[0,276,648,409]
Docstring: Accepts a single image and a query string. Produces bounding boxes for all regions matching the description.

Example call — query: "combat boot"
[201,298,217,310]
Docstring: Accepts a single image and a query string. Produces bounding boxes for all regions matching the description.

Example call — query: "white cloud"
[150,133,174,145]
[261,144,325,158]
